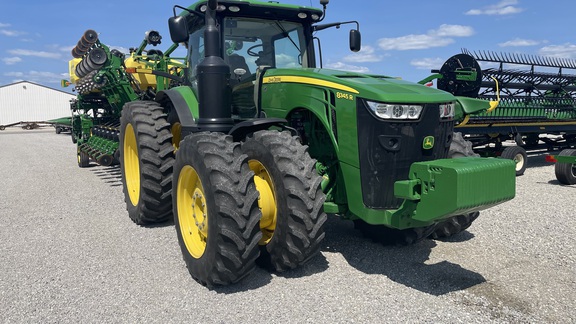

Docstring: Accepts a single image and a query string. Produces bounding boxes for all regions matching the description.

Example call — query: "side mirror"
[168,16,189,44]
[349,29,361,52]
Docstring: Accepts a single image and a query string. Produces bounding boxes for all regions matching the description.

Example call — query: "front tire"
[242,130,327,272]
[430,132,480,240]
[429,212,479,239]
[555,149,576,185]
[173,132,262,287]
[354,220,436,245]
[119,101,174,224]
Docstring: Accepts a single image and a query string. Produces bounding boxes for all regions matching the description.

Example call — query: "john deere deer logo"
[423,136,434,150]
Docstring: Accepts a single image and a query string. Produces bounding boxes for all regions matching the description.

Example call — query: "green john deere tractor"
[118,0,516,287]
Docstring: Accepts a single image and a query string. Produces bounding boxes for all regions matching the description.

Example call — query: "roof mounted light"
[311,14,320,21]
[228,5,240,12]
[298,12,308,19]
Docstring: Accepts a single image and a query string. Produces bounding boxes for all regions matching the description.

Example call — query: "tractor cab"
[168,1,334,118]
[190,16,313,117]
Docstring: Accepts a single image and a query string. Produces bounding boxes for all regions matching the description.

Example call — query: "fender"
[155,86,198,128]
[228,118,292,142]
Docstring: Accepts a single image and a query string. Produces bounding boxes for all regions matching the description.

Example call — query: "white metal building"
[0,81,74,125]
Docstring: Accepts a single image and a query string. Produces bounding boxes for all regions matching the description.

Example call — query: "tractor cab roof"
[188,0,323,24]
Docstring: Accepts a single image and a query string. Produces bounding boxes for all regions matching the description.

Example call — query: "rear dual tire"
[173,132,262,287]
[242,130,327,272]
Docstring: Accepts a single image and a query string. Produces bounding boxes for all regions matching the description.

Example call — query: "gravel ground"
[1,127,575,323]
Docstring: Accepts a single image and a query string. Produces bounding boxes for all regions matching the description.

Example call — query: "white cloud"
[466,0,523,16]
[410,58,444,70]
[4,70,68,84]
[499,38,540,47]
[379,35,452,50]
[325,62,370,74]
[0,29,26,37]
[433,24,474,37]
[7,49,62,59]
[343,45,384,63]
[4,72,24,77]
[378,24,474,51]
[2,57,22,65]
[538,44,576,59]
[275,54,299,68]
[0,23,26,37]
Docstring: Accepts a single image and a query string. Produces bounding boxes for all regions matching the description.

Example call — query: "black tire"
[71,133,77,144]
[429,212,480,239]
[501,146,527,176]
[173,132,262,287]
[241,130,327,272]
[97,154,114,167]
[119,101,174,224]
[55,127,62,134]
[555,149,576,185]
[354,220,436,245]
[430,132,480,240]
[77,150,89,168]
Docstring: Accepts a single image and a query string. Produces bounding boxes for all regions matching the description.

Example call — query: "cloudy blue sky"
[0,0,574,91]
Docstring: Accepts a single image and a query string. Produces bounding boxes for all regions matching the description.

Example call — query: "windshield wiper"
[274,21,300,53]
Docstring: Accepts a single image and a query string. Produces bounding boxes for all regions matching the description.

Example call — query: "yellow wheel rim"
[171,122,182,150]
[123,124,140,206]
[249,160,277,245]
[177,165,208,258]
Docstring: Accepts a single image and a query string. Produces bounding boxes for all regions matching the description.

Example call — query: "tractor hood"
[263,68,456,104]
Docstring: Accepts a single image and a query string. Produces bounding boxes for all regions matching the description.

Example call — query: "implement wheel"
[501,146,527,176]
[119,101,174,224]
[555,149,576,185]
[173,132,261,287]
[77,149,89,168]
[430,132,480,240]
[242,130,327,272]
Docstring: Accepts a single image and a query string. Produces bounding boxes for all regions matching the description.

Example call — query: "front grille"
[357,101,455,209]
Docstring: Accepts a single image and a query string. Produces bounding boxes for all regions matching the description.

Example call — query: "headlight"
[366,101,423,120]
[439,102,455,119]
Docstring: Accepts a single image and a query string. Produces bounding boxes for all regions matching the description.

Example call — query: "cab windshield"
[188,17,308,83]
